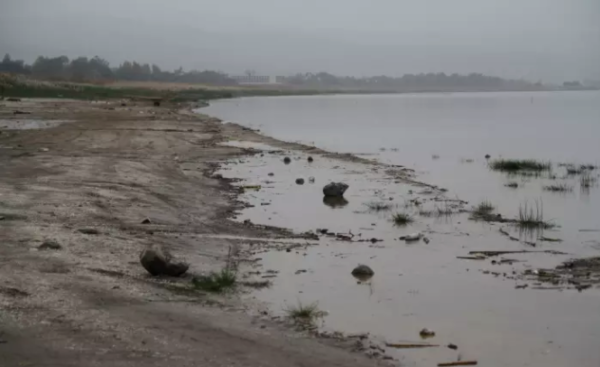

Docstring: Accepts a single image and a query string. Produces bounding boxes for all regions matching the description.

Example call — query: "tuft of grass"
[192,269,237,293]
[489,159,551,173]
[472,200,495,219]
[517,201,554,229]
[580,172,597,189]
[285,301,324,321]
[365,201,393,212]
[543,183,572,192]
[392,212,414,226]
[240,280,272,289]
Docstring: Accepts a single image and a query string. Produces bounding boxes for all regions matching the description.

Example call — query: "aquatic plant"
[543,183,572,192]
[365,201,393,212]
[517,201,554,229]
[489,159,551,172]
[471,200,495,219]
[392,212,414,225]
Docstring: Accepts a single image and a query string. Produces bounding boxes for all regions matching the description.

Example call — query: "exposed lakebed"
[205,92,600,367]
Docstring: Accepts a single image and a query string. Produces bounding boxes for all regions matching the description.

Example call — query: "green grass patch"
[489,159,551,173]
[192,269,237,293]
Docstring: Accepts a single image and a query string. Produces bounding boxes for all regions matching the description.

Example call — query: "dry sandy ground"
[0,99,386,367]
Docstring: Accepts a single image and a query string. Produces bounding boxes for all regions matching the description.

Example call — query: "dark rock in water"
[323,182,349,197]
[283,157,292,164]
[296,178,305,185]
[485,154,491,159]
[352,264,374,281]
[268,172,274,177]
[140,245,189,277]
[419,328,435,338]
[447,344,458,350]
[323,196,349,208]
[307,156,314,163]
[39,240,62,250]
[141,218,152,224]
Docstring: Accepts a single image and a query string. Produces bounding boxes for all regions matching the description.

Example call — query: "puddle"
[0,119,71,130]
[218,150,600,367]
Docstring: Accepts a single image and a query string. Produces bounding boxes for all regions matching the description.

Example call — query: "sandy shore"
[0,99,389,367]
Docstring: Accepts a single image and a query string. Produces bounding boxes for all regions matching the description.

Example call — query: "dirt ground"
[0,99,386,367]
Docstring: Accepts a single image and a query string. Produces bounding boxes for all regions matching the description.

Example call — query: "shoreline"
[0,98,392,367]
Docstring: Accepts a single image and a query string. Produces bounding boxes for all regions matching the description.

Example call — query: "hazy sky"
[1,0,599,82]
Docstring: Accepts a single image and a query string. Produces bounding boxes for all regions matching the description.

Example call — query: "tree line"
[1,52,547,91]
[0,53,236,85]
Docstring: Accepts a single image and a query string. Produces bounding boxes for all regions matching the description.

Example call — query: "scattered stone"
[423,237,430,244]
[78,228,100,235]
[351,264,374,277]
[401,233,422,242]
[141,218,152,224]
[268,172,274,176]
[505,182,519,188]
[283,157,291,164]
[308,177,315,183]
[139,245,189,277]
[307,156,314,163]
[323,182,349,197]
[13,110,31,115]
[38,240,62,250]
[420,328,436,338]
[295,269,307,274]
[7,97,21,102]
[485,154,491,159]
[39,147,49,152]
[295,178,305,185]
[316,228,329,235]
[447,344,458,350]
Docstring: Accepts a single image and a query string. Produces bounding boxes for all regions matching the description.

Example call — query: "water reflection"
[323,196,349,208]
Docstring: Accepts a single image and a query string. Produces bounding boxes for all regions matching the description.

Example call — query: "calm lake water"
[204,91,600,367]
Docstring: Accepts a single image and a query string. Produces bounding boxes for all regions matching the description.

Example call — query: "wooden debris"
[385,343,439,349]
[438,361,478,366]
[469,250,567,257]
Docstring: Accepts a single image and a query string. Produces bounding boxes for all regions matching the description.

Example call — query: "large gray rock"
[323,182,349,197]
[140,245,189,277]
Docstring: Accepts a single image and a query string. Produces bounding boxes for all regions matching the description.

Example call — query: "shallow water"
[205,92,600,367]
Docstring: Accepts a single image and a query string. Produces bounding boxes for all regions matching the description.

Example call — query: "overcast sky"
[1,0,598,82]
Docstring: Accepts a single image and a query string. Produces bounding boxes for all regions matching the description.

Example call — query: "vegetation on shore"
[192,268,237,293]
[285,301,325,322]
